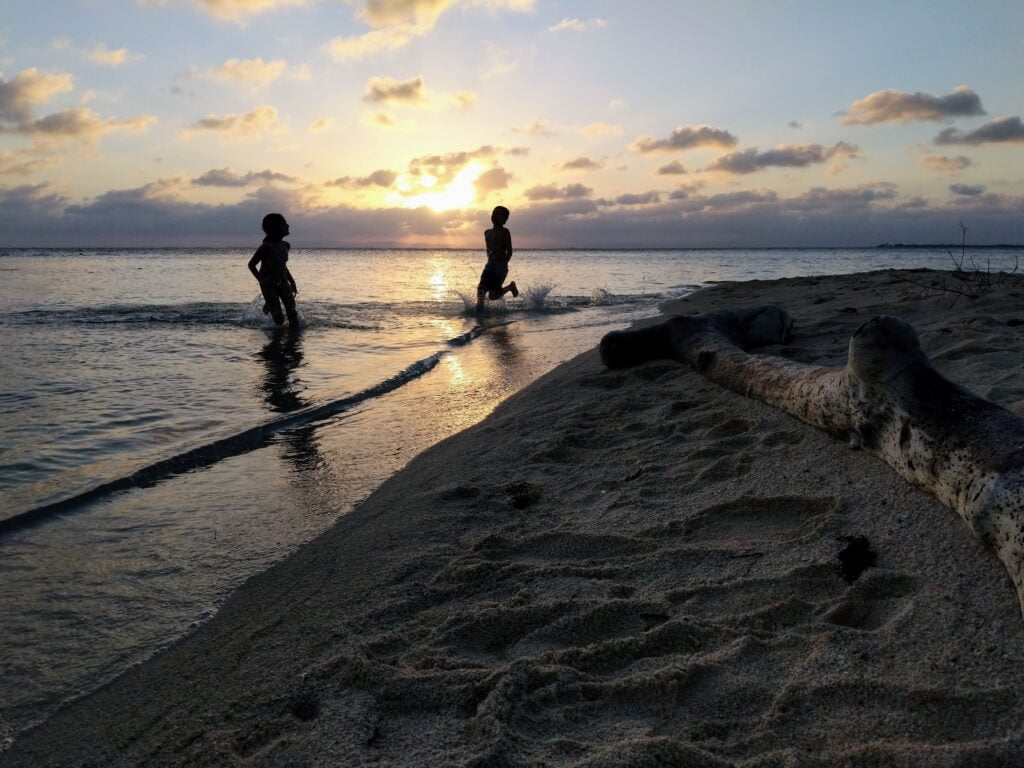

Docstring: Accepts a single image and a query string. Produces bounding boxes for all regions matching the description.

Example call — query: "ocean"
[0,245,1017,746]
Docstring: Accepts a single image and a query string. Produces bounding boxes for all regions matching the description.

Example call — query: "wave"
[1,290,660,330]
[0,352,445,534]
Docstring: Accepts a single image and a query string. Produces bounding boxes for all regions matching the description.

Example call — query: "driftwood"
[600,308,1024,613]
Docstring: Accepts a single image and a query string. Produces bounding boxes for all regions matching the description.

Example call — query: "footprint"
[825,571,919,630]
[684,495,839,546]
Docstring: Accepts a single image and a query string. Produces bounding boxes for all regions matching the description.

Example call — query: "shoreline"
[6,268,1024,766]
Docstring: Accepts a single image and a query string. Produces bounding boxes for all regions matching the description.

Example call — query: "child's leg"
[476,287,486,312]
[281,290,299,325]
[262,282,285,325]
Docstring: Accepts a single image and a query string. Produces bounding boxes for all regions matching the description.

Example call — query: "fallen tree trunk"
[600,308,1024,614]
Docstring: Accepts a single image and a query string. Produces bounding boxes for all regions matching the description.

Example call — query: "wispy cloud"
[309,116,334,132]
[950,183,986,196]
[841,85,985,124]
[918,154,972,172]
[475,166,513,193]
[579,122,622,136]
[548,17,606,33]
[632,124,738,153]
[706,142,859,174]
[202,57,309,87]
[514,118,554,135]
[327,0,535,59]
[934,116,1024,145]
[183,105,287,140]
[54,38,143,67]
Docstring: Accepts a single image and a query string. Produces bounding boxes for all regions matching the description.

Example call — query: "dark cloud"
[0,69,73,124]
[632,124,738,153]
[788,120,803,129]
[193,168,298,187]
[656,160,687,175]
[949,183,986,196]
[524,183,593,201]
[934,116,1024,145]
[842,86,985,124]
[5,179,1022,248]
[326,169,398,188]
[919,154,972,173]
[707,142,859,174]
[611,191,661,206]
[364,75,426,104]
[474,166,512,192]
[558,156,603,171]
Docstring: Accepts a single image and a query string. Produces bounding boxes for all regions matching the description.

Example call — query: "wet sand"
[6,269,1024,767]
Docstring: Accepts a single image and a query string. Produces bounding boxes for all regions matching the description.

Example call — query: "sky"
[1,0,1022,247]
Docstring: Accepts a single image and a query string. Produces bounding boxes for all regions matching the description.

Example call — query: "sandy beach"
[6,268,1024,767]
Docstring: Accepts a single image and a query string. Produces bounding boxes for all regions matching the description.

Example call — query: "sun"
[390,162,485,212]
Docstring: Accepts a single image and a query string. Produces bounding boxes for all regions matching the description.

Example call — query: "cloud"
[363,75,475,109]
[0,68,74,123]
[788,120,803,129]
[192,167,297,186]
[6,177,1024,248]
[514,119,554,135]
[192,0,312,22]
[632,124,738,153]
[548,17,606,32]
[950,183,986,196]
[706,142,859,174]
[474,166,512,193]
[88,44,141,66]
[919,154,972,173]
[327,26,422,60]
[3,108,155,141]
[610,190,660,206]
[183,105,287,140]
[841,85,985,125]
[326,169,398,188]
[327,0,535,59]
[479,42,522,79]
[406,145,499,185]
[309,116,334,132]
[0,144,61,176]
[578,122,621,136]
[656,160,687,175]
[558,156,603,172]
[934,116,1024,145]
[203,57,308,87]
[524,182,592,201]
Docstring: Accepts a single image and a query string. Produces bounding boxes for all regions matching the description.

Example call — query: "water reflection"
[256,328,322,472]
[428,260,450,302]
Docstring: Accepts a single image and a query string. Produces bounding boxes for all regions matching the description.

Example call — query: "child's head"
[262,212,290,239]
[490,206,510,227]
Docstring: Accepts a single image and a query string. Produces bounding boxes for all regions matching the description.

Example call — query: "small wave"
[0,352,445,534]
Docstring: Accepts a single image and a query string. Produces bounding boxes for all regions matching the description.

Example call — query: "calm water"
[1,246,1016,746]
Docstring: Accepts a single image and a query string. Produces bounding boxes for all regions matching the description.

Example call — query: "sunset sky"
[2,0,1022,247]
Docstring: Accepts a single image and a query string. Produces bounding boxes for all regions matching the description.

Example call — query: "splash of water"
[239,294,305,329]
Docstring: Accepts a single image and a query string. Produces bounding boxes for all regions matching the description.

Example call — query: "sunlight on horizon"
[390,163,485,212]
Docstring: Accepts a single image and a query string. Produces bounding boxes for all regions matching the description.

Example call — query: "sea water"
[0,246,1017,744]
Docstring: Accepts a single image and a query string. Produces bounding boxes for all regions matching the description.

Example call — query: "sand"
[6,268,1024,767]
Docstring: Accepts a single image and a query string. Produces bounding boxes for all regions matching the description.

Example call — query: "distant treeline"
[874,243,1024,249]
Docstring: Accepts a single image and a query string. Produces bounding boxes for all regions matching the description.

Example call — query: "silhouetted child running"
[248,213,299,326]
[476,205,519,313]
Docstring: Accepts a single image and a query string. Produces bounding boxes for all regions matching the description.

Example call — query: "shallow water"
[0,246,1017,744]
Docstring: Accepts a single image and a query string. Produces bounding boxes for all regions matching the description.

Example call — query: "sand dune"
[6,269,1024,767]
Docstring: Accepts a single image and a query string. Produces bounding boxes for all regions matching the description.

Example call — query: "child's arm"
[247,249,263,281]
[505,228,513,259]
[285,265,298,294]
